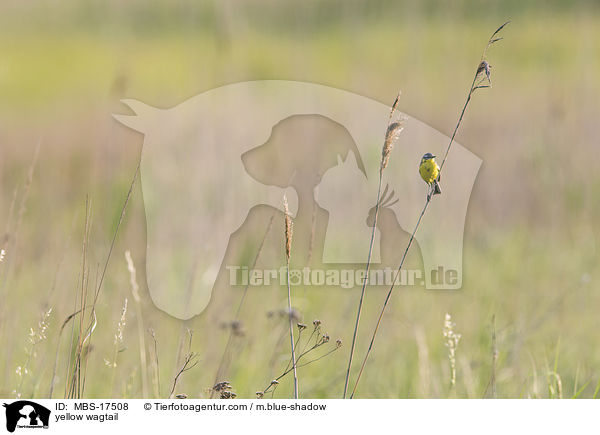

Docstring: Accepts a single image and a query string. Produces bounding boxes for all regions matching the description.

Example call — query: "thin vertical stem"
[343,168,383,398]
[343,93,403,398]
[287,259,298,398]
[491,314,497,398]
[351,193,431,398]
[283,196,298,398]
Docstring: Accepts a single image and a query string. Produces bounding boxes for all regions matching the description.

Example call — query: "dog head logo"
[114,81,481,319]
[3,401,50,432]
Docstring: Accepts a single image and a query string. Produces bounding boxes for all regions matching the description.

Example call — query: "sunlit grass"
[0,5,599,398]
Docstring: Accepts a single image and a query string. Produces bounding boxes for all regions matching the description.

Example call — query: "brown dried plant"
[257,320,341,398]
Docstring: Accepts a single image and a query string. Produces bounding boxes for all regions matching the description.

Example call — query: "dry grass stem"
[106,298,128,394]
[148,328,161,398]
[258,320,340,398]
[283,195,298,398]
[350,22,509,398]
[169,329,199,398]
[343,92,405,399]
[125,250,149,398]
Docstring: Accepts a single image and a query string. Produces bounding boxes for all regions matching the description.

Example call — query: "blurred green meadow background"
[1,0,599,398]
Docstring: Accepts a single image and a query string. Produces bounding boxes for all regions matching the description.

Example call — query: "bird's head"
[421,152,436,163]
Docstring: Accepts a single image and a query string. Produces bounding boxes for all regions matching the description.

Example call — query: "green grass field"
[1,1,599,399]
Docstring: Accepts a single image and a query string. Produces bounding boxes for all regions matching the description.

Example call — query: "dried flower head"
[313,319,321,328]
[297,323,307,331]
[477,60,492,82]
[222,320,245,337]
[213,381,232,392]
[220,391,237,399]
[336,339,343,348]
[115,298,128,346]
[256,391,264,399]
[28,307,52,347]
[279,308,301,323]
[270,379,279,386]
[15,366,28,378]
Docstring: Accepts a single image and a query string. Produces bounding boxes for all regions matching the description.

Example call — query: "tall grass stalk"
[343,93,404,399]
[283,195,299,398]
[65,156,139,398]
[491,315,498,398]
[350,21,509,398]
[148,328,161,398]
[125,250,149,398]
[14,307,52,398]
[49,308,85,398]
[107,298,128,395]
[66,196,93,399]
[0,144,40,386]
[443,313,461,390]
[168,329,199,398]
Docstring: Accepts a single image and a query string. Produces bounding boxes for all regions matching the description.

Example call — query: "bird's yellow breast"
[419,158,439,184]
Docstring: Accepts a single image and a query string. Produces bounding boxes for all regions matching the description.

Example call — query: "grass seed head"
[283,195,293,261]
[381,120,404,170]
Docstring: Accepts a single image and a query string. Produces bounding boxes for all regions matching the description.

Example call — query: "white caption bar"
[0,399,594,434]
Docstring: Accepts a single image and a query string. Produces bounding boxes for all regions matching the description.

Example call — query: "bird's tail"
[433,179,442,195]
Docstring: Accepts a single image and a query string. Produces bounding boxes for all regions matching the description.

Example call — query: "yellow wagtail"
[419,152,442,198]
